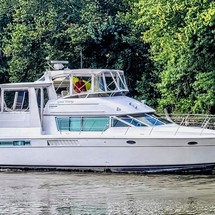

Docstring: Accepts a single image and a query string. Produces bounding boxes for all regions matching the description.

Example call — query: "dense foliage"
[0,0,214,113]
[135,0,215,113]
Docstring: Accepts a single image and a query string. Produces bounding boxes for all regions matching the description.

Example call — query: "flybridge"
[38,61,129,99]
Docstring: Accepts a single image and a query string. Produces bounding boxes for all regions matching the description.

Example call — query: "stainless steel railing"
[162,113,215,130]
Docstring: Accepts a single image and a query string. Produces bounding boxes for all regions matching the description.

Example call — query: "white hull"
[0,136,215,173]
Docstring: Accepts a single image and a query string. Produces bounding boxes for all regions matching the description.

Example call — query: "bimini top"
[37,65,129,99]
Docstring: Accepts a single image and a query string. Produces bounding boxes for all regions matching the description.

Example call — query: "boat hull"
[0,136,215,173]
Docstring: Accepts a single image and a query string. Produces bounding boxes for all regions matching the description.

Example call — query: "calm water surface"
[0,172,215,215]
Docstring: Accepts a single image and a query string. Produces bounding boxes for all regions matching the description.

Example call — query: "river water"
[0,172,215,215]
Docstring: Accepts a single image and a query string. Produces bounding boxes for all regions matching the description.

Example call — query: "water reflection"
[0,172,215,214]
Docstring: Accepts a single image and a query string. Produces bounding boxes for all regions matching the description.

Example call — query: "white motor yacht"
[0,61,215,173]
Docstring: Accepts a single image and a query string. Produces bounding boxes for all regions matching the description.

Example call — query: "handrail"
[201,115,209,128]
[200,118,211,135]
[174,114,189,135]
[149,118,159,135]
[161,113,215,131]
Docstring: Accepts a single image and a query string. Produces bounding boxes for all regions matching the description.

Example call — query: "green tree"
[1,0,152,101]
[0,0,15,83]
[3,0,86,82]
[136,0,215,113]
[70,0,152,96]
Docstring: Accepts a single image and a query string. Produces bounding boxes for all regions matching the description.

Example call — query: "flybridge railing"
[161,113,215,130]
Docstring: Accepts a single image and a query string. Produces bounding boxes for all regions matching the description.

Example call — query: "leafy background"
[0,0,214,113]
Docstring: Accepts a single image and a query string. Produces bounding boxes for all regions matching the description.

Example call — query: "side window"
[112,117,146,127]
[70,118,82,131]
[56,118,70,131]
[82,117,109,131]
[122,118,146,127]
[73,77,91,93]
[105,76,116,91]
[4,90,29,112]
[144,115,164,126]
[53,76,69,97]
[112,119,129,127]
[56,117,109,132]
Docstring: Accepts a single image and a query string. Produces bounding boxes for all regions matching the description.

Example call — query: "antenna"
[80,47,83,68]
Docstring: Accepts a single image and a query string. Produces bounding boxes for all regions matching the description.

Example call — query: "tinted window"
[56,117,109,132]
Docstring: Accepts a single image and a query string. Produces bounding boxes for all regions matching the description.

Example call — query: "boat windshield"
[110,113,173,128]
[127,113,173,126]
[111,116,147,127]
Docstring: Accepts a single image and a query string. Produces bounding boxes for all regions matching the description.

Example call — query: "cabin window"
[70,118,82,131]
[53,76,92,97]
[104,73,117,91]
[56,118,70,131]
[53,76,70,97]
[128,113,173,126]
[112,118,129,127]
[118,73,127,90]
[0,141,31,146]
[143,115,164,126]
[146,113,172,124]
[121,117,147,127]
[72,76,92,94]
[82,117,108,131]
[3,90,29,112]
[56,117,109,132]
[101,71,128,92]
[98,76,105,91]
[111,117,146,127]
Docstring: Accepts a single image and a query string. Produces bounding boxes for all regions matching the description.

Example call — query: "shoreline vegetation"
[0,0,214,114]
